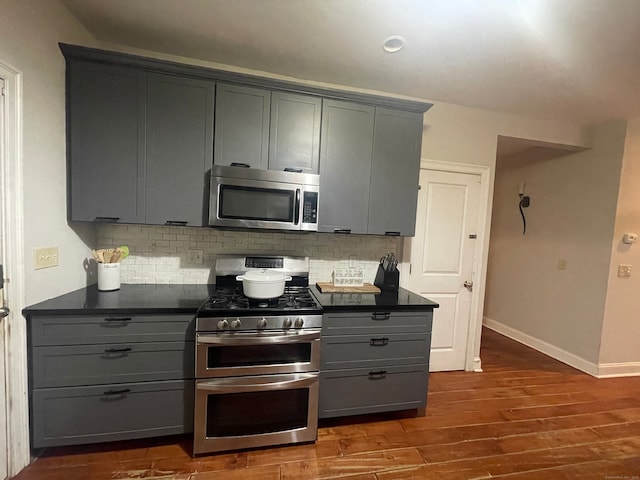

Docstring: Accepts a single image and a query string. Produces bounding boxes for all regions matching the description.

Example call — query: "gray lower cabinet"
[318,100,375,234]
[214,83,271,169]
[145,73,214,226]
[319,310,433,419]
[68,61,146,223]
[368,108,423,236]
[29,313,195,448]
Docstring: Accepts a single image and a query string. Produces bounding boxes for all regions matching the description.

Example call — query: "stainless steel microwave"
[209,165,319,231]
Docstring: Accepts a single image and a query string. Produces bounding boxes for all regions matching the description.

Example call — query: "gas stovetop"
[197,286,322,317]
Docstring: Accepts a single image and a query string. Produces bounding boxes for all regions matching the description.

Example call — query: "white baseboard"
[482,317,600,377]
[596,362,640,378]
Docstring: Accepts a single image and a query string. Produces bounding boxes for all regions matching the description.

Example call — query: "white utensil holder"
[98,262,120,291]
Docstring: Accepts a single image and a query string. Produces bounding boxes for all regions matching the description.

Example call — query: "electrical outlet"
[618,264,632,278]
[187,249,204,264]
[34,247,59,270]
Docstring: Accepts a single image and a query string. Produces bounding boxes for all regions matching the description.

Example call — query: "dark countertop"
[22,284,438,316]
[310,286,438,312]
[22,284,215,316]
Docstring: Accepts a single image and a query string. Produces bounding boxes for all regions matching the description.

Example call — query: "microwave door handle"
[294,188,301,225]
[197,373,318,394]
[197,331,321,345]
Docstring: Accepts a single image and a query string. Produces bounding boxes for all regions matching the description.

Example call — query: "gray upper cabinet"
[368,108,424,236]
[68,62,145,223]
[318,100,375,234]
[146,73,214,226]
[214,83,270,169]
[269,92,321,173]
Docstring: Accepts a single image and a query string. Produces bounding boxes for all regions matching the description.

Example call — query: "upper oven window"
[208,343,312,369]
[219,185,294,222]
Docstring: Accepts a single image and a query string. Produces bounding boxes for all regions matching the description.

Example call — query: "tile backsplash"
[96,225,401,285]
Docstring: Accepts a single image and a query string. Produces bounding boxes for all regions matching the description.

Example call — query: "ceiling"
[61,0,640,126]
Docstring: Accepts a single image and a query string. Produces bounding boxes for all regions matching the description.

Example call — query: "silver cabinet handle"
[197,330,320,346]
[197,373,318,393]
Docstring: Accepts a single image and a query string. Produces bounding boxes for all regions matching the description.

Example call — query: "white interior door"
[408,168,481,371]
[0,77,9,480]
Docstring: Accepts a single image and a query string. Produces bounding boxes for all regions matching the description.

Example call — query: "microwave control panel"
[302,192,318,224]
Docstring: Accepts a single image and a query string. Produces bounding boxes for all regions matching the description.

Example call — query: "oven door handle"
[197,331,321,346]
[197,373,318,393]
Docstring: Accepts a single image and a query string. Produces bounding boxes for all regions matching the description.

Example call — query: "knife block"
[374,264,399,291]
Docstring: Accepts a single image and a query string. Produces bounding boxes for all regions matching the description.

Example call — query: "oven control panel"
[197,314,322,332]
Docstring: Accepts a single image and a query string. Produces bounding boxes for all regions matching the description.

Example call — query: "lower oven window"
[208,344,312,368]
[206,388,309,437]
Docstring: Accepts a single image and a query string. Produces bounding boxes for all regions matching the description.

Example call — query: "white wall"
[600,116,640,369]
[484,120,627,366]
[0,0,98,305]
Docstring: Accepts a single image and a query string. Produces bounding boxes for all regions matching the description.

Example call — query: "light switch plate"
[618,264,632,278]
[34,247,59,269]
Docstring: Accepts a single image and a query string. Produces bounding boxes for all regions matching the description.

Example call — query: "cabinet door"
[368,108,423,236]
[31,380,194,448]
[318,100,374,234]
[146,73,214,226]
[68,61,145,223]
[269,92,321,173]
[214,83,270,169]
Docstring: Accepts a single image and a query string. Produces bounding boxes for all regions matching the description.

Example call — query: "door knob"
[463,280,473,291]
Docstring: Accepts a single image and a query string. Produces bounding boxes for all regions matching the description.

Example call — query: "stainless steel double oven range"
[193,255,322,455]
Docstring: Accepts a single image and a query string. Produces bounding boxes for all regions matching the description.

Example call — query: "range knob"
[283,317,293,329]
[294,317,304,328]
[230,318,242,330]
[257,318,268,329]
[217,319,229,330]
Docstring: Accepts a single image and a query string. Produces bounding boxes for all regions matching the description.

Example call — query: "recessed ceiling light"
[383,35,406,53]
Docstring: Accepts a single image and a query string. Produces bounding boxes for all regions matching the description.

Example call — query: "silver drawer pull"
[103,317,132,322]
[371,312,390,320]
[103,347,132,354]
[103,388,131,396]
[369,337,389,346]
[368,370,387,379]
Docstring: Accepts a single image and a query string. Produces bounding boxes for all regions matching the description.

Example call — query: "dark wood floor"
[14,327,640,479]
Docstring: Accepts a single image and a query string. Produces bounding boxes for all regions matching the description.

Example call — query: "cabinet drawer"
[319,365,428,419]
[321,333,430,370]
[322,311,432,335]
[32,341,194,388]
[31,380,194,448]
[30,314,195,346]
